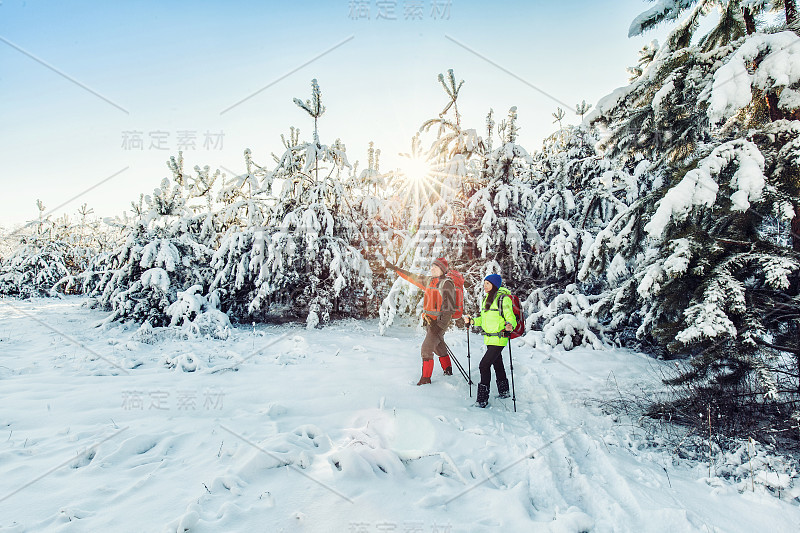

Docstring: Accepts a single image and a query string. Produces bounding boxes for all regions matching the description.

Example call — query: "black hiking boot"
[475,384,489,408]
[497,379,510,399]
[443,366,453,376]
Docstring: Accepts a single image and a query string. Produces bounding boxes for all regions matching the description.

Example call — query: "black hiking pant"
[478,345,507,387]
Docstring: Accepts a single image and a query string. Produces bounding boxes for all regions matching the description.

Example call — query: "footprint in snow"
[57,507,93,523]
[69,450,96,469]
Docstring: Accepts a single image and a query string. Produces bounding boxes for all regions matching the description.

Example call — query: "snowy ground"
[1,297,799,533]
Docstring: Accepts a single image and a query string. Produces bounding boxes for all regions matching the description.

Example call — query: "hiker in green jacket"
[464,274,516,408]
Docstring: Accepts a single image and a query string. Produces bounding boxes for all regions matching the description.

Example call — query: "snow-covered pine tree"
[379,69,484,330]
[581,1,768,344]
[552,107,566,132]
[416,68,485,247]
[347,142,397,318]
[209,147,274,319]
[212,79,373,328]
[85,157,217,327]
[0,202,106,298]
[521,110,624,350]
[466,106,537,297]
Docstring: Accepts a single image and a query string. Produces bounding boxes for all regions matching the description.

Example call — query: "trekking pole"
[508,338,517,412]
[449,342,473,392]
[466,326,472,398]
[443,342,470,385]
[446,344,470,384]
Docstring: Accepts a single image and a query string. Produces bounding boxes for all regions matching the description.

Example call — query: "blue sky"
[0,0,673,228]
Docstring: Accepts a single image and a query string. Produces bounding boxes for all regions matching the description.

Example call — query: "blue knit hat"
[484,274,502,288]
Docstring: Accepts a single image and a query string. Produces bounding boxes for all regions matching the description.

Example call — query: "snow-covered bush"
[524,284,605,350]
[166,285,230,339]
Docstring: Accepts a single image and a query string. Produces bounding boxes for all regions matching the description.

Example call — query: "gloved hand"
[423,315,440,331]
[463,315,472,326]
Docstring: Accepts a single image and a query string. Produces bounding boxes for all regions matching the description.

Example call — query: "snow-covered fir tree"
[410,68,484,266]
[579,0,800,430]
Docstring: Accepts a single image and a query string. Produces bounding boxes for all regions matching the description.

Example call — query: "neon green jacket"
[472,287,516,346]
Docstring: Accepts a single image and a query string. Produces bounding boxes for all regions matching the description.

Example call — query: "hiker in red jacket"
[385,257,456,385]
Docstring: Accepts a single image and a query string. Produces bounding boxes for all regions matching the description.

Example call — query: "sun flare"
[393,155,444,220]
[397,156,432,185]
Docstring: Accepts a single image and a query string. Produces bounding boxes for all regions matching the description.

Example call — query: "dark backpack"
[499,293,525,339]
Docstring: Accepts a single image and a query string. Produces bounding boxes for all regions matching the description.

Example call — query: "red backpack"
[443,270,465,320]
[499,293,525,339]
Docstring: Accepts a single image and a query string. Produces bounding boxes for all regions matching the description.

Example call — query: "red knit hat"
[432,258,449,273]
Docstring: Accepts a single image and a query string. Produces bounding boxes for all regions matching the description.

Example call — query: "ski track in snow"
[1,297,799,532]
